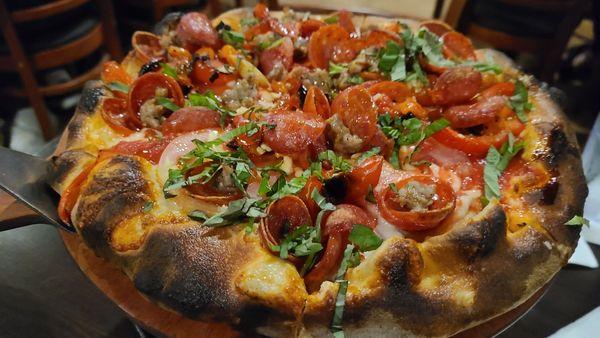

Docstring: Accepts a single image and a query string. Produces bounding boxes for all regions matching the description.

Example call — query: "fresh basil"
[416,28,454,68]
[357,147,380,164]
[329,62,348,76]
[160,62,178,79]
[349,224,382,252]
[324,15,339,24]
[188,91,238,126]
[509,80,533,123]
[271,225,323,259]
[483,134,525,204]
[565,215,589,227]
[240,17,259,27]
[156,97,181,111]
[331,244,355,337]
[311,188,336,211]
[107,81,129,93]
[472,62,502,74]
[318,150,352,173]
[142,201,154,213]
[217,22,244,48]
[200,197,266,227]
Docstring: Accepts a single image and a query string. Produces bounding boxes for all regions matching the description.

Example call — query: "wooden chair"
[443,0,590,82]
[0,0,122,140]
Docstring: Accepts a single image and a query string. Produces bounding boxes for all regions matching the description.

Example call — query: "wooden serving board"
[58,230,547,338]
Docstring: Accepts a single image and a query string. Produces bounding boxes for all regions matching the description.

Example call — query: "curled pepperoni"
[259,195,312,251]
[176,12,219,49]
[338,10,356,34]
[253,3,269,20]
[110,137,173,164]
[367,81,412,116]
[430,67,482,106]
[361,30,401,49]
[345,155,384,204]
[127,72,185,128]
[185,164,244,205]
[479,82,515,99]
[262,111,326,155]
[303,86,331,118]
[333,86,378,142]
[101,61,132,86]
[443,96,507,129]
[441,31,476,61]
[321,204,376,237]
[191,57,238,95]
[308,24,352,69]
[161,107,221,135]
[299,19,325,38]
[420,20,452,37]
[298,177,324,222]
[259,37,294,76]
[303,232,344,293]
[132,31,165,62]
[101,98,135,135]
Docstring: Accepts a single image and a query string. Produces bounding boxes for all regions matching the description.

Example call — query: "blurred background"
[0,0,598,154]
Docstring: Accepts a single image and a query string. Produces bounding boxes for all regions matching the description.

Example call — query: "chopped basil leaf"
[472,62,502,74]
[324,15,339,24]
[245,217,256,234]
[217,22,244,48]
[188,210,209,222]
[107,81,129,93]
[188,91,238,126]
[318,150,352,173]
[347,74,364,85]
[329,62,348,76]
[201,197,265,227]
[365,186,377,203]
[388,183,400,195]
[357,147,380,163]
[416,29,454,67]
[390,52,406,81]
[378,41,401,73]
[142,201,153,213]
[156,97,181,111]
[311,188,336,211]
[483,134,524,204]
[160,62,178,79]
[270,169,311,200]
[330,244,354,337]
[271,225,323,259]
[378,114,449,147]
[565,215,589,227]
[349,224,382,252]
[509,80,532,123]
[258,171,271,196]
[264,37,284,50]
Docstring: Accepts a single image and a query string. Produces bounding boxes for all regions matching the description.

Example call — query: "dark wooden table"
[1,224,598,338]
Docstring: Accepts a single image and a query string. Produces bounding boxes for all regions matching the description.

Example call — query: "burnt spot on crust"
[153,12,182,35]
[449,204,507,261]
[379,239,424,290]
[77,80,106,115]
[47,149,95,192]
[75,155,150,258]
[532,122,578,170]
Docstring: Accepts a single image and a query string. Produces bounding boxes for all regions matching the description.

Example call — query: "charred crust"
[46,149,95,191]
[450,205,507,261]
[379,239,424,290]
[77,81,106,115]
[75,155,150,257]
[532,122,578,171]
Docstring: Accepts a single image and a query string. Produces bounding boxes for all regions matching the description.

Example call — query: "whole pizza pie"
[48,5,588,337]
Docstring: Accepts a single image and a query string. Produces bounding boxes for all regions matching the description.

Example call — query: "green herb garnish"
[330,244,354,337]
[188,91,238,126]
[107,81,129,93]
[565,215,590,227]
[217,22,245,48]
[483,134,525,204]
[311,188,336,211]
[357,147,380,164]
[329,62,348,76]
[317,150,352,173]
[349,224,382,252]
[324,15,339,24]
[270,224,323,259]
[160,62,178,79]
[156,97,181,111]
[509,80,533,123]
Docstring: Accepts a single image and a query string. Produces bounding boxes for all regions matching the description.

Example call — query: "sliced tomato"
[303,85,331,118]
[367,81,412,116]
[184,164,244,205]
[176,12,219,50]
[127,72,185,128]
[298,177,324,221]
[335,86,378,142]
[376,175,455,231]
[132,31,165,63]
[110,137,173,164]
[441,31,476,61]
[299,19,325,38]
[57,161,95,224]
[259,37,294,76]
[161,106,221,135]
[321,204,376,237]
[303,232,344,293]
[479,82,515,99]
[101,61,132,88]
[191,57,238,95]
[420,20,452,37]
[429,67,482,106]
[262,111,326,155]
[345,155,384,204]
[443,95,506,129]
[259,195,312,252]
[101,97,135,135]
[308,25,352,69]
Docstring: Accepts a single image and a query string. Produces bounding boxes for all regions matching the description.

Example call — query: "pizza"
[48,5,588,337]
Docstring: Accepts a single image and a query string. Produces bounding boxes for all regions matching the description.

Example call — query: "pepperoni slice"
[127,72,185,128]
[101,97,135,135]
[479,82,515,99]
[338,10,356,35]
[345,155,384,204]
[303,86,331,118]
[132,31,165,63]
[321,204,375,237]
[262,111,326,155]
[430,67,482,106]
[176,12,219,49]
[184,164,244,205]
[110,137,173,164]
[443,95,506,129]
[299,19,325,38]
[420,20,452,37]
[441,31,476,61]
[376,175,456,231]
[303,232,344,293]
[335,86,378,142]
[308,25,352,69]
[361,30,401,49]
[259,195,312,252]
[298,177,324,222]
[367,81,412,116]
[259,37,294,76]
[161,107,221,135]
